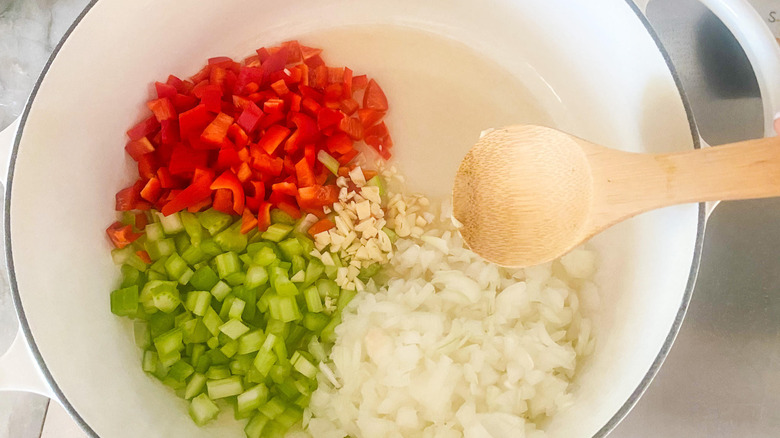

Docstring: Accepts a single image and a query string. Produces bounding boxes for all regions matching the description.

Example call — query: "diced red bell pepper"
[277,200,302,219]
[324,83,343,102]
[147,98,177,122]
[358,108,385,128]
[227,123,249,149]
[307,218,335,236]
[245,181,265,213]
[240,208,258,234]
[179,104,213,138]
[155,82,177,99]
[257,125,291,155]
[134,211,149,230]
[343,67,353,96]
[125,137,155,161]
[301,97,321,117]
[190,65,211,83]
[271,181,298,197]
[212,189,234,215]
[215,146,241,171]
[351,74,368,91]
[256,201,272,231]
[160,119,180,145]
[137,154,159,180]
[236,101,264,134]
[210,170,245,215]
[337,117,363,141]
[304,54,326,69]
[271,79,289,96]
[327,67,344,84]
[337,149,360,164]
[251,154,283,177]
[200,112,234,147]
[172,94,198,113]
[289,93,302,113]
[168,144,209,175]
[364,79,389,111]
[140,177,163,203]
[325,132,353,154]
[261,46,289,74]
[304,144,316,168]
[127,116,160,141]
[339,98,359,115]
[297,184,339,210]
[136,250,152,264]
[295,157,316,187]
[166,75,185,92]
[157,167,180,189]
[236,162,252,182]
[236,66,264,93]
[161,168,215,216]
[186,196,212,213]
[310,65,328,90]
[201,84,223,113]
[290,112,319,143]
[115,181,143,211]
[106,221,142,249]
[317,108,344,131]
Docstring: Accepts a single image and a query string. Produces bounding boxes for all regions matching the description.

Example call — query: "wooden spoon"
[452,124,780,267]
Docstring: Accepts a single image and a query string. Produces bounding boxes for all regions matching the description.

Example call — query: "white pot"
[0,0,775,437]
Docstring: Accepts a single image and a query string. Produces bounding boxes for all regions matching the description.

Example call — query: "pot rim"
[3,1,704,436]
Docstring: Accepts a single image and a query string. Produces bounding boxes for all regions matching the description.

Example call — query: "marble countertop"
[1,1,779,437]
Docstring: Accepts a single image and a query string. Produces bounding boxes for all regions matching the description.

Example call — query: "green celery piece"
[284,325,307,352]
[228,299,246,320]
[225,271,246,287]
[302,312,329,333]
[149,258,167,274]
[140,280,180,313]
[239,253,253,266]
[210,281,232,301]
[290,255,305,277]
[125,253,149,272]
[154,327,183,357]
[207,348,230,365]
[220,319,250,340]
[323,264,338,280]
[252,246,278,266]
[221,339,238,358]
[181,245,207,266]
[214,224,248,253]
[295,233,315,258]
[145,222,164,241]
[237,383,269,414]
[174,232,191,255]
[291,351,317,379]
[382,227,398,243]
[316,149,340,175]
[303,285,323,313]
[261,223,293,243]
[207,376,243,399]
[149,311,175,337]
[294,377,314,397]
[189,393,220,426]
[315,279,340,299]
[206,365,231,380]
[253,333,278,376]
[184,319,210,344]
[219,295,236,321]
[263,421,288,438]
[195,354,212,374]
[190,266,219,290]
[180,211,203,246]
[269,364,291,386]
[168,360,195,381]
[156,211,185,235]
[206,337,219,350]
[186,291,212,316]
[271,269,298,297]
[290,270,305,283]
[230,354,253,375]
[198,208,232,236]
[245,265,268,289]
[164,253,188,280]
[178,268,194,286]
[256,292,270,313]
[245,368,266,384]
[265,319,289,338]
[120,264,141,288]
[174,311,193,328]
[366,175,386,197]
[184,372,207,399]
[320,313,342,344]
[244,413,271,438]
[142,350,158,373]
[270,209,297,225]
[145,271,166,282]
[191,343,206,365]
[199,239,222,258]
[146,238,176,261]
[159,349,182,369]
[358,263,382,281]
[233,286,258,321]
[110,285,138,317]
[259,397,286,419]
[276,406,303,429]
[294,394,311,409]
[307,336,327,362]
[278,238,304,260]
[215,251,241,279]
[111,245,134,265]
[202,307,223,336]
[134,321,151,349]
[238,330,266,355]
[303,258,324,286]
[338,288,357,312]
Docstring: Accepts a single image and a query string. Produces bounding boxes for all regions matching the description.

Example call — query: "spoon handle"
[588,136,780,229]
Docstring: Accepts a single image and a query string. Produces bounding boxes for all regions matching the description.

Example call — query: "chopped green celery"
[284,325,307,352]
[290,270,305,283]
[382,227,398,243]
[191,344,206,366]
[215,224,248,253]
[316,149,340,175]
[219,295,236,321]
[366,175,386,197]
[154,327,183,357]
[174,232,191,255]
[238,383,269,414]
[220,319,249,340]
[265,319,289,338]
[142,350,158,373]
[180,211,203,247]
[253,333,278,376]
[338,288,357,312]
[189,393,220,426]
[270,209,297,225]
[205,365,231,380]
[264,421,289,438]
[276,406,303,429]
[156,211,185,235]
[303,286,323,313]
[174,311,193,328]
[273,337,290,366]
[168,360,195,381]
[134,321,151,349]
[233,286,258,321]
[159,350,181,368]
[257,292,270,313]
[149,311,175,337]
[199,239,222,257]
[291,352,317,379]
[302,312,329,333]
[268,295,302,323]
[358,263,382,281]
[181,245,206,266]
[295,233,315,257]
[125,253,149,272]
[261,223,293,243]
[164,253,188,279]
[233,403,255,421]
[230,354,253,376]
[245,265,268,289]
[210,281,231,301]
[303,258,324,286]
[278,238,304,260]
[239,253,253,265]
[152,354,170,379]
[111,245,134,265]
[195,355,212,374]
[146,237,176,261]
[146,270,166,282]
[220,339,238,358]
[215,251,241,278]
[228,299,246,320]
[178,268,194,285]
[251,246,278,266]
[246,368,266,384]
[110,285,138,316]
[323,264,338,280]
[197,208,232,235]
[294,394,311,409]
[271,269,298,297]
[269,364,291,386]
[207,336,219,350]
[259,397,286,419]
[207,375,243,399]
[238,330,265,355]
[320,314,342,344]
[145,222,165,241]
[294,378,314,397]
[244,412,271,438]
[188,291,212,316]
[225,271,246,286]
[140,280,180,313]
[315,279,340,299]
[190,266,219,291]
[207,349,230,365]
[307,336,327,362]
[184,372,207,399]
[291,255,306,277]
[149,258,167,274]
[120,264,142,287]
[202,307,223,336]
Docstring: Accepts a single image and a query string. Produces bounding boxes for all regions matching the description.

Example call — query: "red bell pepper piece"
[290,112,319,143]
[358,108,385,128]
[115,181,143,211]
[325,132,354,155]
[212,189,234,215]
[137,154,159,180]
[251,154,283,177]
[172,94,198,113]
[261,45,289,74]
[337,149,360,164]
[179,104,212,138]
[161,168,215,216]
[186,196,212,213]
[169,144,209,175]
[210,170,245,215]
[337,117,363,141]
[190,65,211,83]
[236,162,252,182]
[165,75,184,92]
[351,74,368,91]
[256,201,272,231]
[257,125,291,155]
[136,250,152,264]
[289,93,302,113]
[304,144,316,169]
[201,85,223,113]
[227,123,249,149]
[106,221,142,249]
[240,208,258,234]
[295,157,316,187]
[160,119,180,145]
[343,67,353,96]
[236,101,264,134]
[157,167,180,189]
[125,137,155,161]
[147,98,177,121]
[245,181,265,213]
[134,211,149,231]
[200,113,234,147]
[271,181,298,197]
[317,108,344,131]
[216,146,241,171]
[307,218,335,236]
[339,98,359,116]
[140,177,163,202]
[301,97,321,117]
[271,79,289,96]
[155,82,177,99]
[297,185,339,210]
[277,200,302,219]
[126,115,160,141]
[363,79,389,111]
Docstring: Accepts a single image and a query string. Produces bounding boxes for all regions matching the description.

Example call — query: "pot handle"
[0,118,55,399]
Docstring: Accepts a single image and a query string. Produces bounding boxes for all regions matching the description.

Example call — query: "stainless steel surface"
[611,0,778,436]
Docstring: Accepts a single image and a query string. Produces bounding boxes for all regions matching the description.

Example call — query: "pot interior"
[8,0,699,436]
